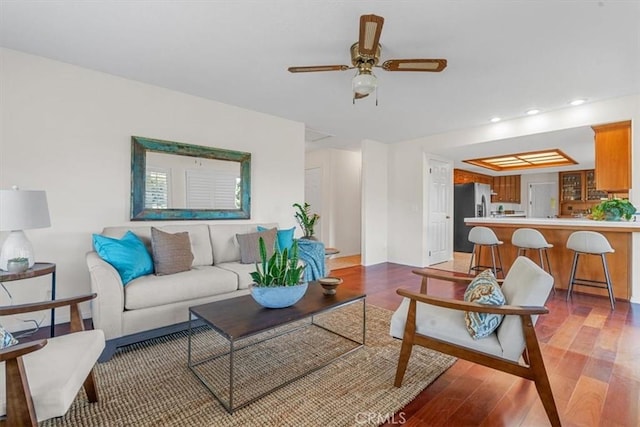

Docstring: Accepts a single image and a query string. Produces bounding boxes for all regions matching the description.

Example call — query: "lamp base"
[0,230,35,271]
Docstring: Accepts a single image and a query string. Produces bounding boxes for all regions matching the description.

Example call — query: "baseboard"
[98,319,205,362]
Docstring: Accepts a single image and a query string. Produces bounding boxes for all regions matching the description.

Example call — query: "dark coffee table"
[187,282,366,413]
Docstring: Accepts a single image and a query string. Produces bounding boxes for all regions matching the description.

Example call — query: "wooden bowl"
[318,277,343,295]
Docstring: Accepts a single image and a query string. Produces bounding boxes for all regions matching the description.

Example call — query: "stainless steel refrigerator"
[454,183,492,252]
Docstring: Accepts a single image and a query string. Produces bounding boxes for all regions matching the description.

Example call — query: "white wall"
[0,49,305,326]
[382,94,640,301]
[361,140,388,266]
[305,148,362,256]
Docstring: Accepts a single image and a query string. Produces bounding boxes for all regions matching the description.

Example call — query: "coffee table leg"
[187,315,193,367]
[362,299,366,345]
[229,339,235,411]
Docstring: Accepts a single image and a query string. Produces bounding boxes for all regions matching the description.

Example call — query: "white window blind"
[186,169,240,209]
[145,167,170,209]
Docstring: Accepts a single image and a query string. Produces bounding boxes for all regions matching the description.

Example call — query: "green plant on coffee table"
[250,237,304,287]
[293,202,320,238]
[591,198,637,221]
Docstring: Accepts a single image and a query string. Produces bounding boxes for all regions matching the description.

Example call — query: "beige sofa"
[86,223,277,361]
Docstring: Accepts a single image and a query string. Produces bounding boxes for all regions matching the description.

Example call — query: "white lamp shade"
[352,73,377,95]
[0,189,51,231]
[0,189,51,271]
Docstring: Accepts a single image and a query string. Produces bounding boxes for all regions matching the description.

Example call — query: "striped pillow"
[464,269,505,339]
[0,325,18,349]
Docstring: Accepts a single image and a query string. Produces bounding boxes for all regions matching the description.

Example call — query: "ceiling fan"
[287,14,447,101]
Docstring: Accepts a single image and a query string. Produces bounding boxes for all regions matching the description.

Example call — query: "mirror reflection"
[131,136,251,220]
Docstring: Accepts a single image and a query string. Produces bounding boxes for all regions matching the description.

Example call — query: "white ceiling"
[1,1,639,168]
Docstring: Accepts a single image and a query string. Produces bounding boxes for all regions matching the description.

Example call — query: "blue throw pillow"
[464,269,506,339]
[93,231,154,285]
[257,226,295,253]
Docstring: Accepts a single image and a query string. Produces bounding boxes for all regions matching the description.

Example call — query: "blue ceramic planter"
[250,283,308,309]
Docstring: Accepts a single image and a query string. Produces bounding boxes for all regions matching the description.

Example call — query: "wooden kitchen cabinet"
[491,175,520,203]
[593,121,631,192]
[453,169,493,185]
[559,169,608,216]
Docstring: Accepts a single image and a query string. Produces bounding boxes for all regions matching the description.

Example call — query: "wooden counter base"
[465,220,632,301]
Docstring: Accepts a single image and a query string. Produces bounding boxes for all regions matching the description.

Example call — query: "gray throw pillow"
[236,228,277,264]
[150,227,195,275]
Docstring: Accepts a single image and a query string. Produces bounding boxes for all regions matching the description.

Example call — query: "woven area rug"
[43,304,455,427]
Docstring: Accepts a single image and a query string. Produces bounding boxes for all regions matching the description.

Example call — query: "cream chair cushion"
[390,257,553,363]
[0,329,105,422]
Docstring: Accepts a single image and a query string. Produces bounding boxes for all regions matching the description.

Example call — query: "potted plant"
[249,237,307,308]
[591,198,637,221]
[293,202,320,239]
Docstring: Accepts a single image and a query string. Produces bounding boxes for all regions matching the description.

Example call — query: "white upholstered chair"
[0,294,105,426]
[391,256,560,426]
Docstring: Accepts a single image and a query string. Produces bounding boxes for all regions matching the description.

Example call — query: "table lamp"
[0,186,51,271]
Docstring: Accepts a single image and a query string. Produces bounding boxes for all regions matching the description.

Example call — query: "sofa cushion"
[216,262,258,290]
[257,225,295,252]
[124,266,238,310]
[209,223,278,264]
[236,228,277,264]
[101,225,213,267]
[151,227,194,275]
[92,231,154,285]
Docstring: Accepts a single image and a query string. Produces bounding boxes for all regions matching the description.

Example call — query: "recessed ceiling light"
[526,109,540,115]
[490,117,501,123]
[570,99,587,106]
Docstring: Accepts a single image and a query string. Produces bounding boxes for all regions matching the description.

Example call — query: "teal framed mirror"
[131,136,251,220]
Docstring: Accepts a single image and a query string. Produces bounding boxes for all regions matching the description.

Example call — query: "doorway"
[426,156,453,266]
[528,182,557,218]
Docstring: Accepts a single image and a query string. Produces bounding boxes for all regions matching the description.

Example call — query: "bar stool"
[467,226,504,278]
[512,228,555,293]
[566,231,615,309]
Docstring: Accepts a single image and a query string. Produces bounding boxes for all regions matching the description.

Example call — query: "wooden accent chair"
[0,294,105,426]
[391,257,560,427]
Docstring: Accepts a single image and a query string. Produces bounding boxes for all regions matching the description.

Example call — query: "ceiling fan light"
[352,72,377,95]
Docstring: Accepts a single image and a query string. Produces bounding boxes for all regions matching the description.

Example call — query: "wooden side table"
[0,262,56,337]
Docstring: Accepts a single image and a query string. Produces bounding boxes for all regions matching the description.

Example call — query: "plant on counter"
[293,202,320,239]
[250,237,304,287]
[591,198,637,221]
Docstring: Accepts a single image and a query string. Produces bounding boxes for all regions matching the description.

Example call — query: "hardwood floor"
[332,262,639,427]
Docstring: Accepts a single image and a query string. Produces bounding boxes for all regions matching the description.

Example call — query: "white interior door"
[427,157,453,265]
[529,182,556,218]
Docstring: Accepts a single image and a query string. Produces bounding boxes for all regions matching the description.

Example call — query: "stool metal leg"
[542,248,555,293]
[496,245,504,279]
[468,244,477,275]
[538,249,545,270]
[601,254,615,310]
[566,252,579,301]
[490,246,498,278]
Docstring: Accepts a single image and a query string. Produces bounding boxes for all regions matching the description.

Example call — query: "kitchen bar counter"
[465,217,639,301]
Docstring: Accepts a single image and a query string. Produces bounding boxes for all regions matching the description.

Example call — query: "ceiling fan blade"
[382,59,447,72]
[354,92,369,99]
[288,65,350,73]
[358,14,384,56]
